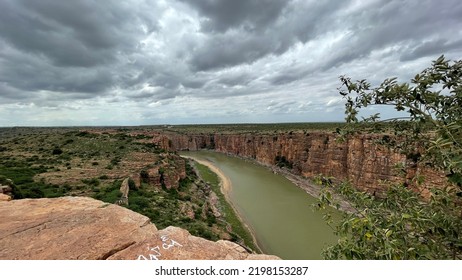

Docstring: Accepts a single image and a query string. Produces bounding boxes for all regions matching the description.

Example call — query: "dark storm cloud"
[0,0,160,100]
[187,0,348,71]
[189,32,294,71]
[180,0,288,32]
[0,0,156,68]
[181,79,207,89]
[317,0,462,70]
[0,0,461,125]
[400,39,462,62]
[0,44,114,95]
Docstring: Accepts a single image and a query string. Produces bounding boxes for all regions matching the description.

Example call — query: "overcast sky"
[0,0,461,126]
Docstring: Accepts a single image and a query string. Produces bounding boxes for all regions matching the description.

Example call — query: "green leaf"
[402,214,411,219]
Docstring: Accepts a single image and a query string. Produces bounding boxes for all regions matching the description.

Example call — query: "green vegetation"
[0,128,233,242]
[0,160,67,198]
[317,56,462,259]
[274,155,293,169]
[93,180,123,203]
[162,122,345,135]
[193,161,260,252]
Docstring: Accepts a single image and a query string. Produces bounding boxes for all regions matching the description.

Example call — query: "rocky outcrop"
[0,185,12,195]
[116,178,130,205]
[0,197,278,260]
[141,153,187,190]
[152,131,448,194]
[0,181,13,201]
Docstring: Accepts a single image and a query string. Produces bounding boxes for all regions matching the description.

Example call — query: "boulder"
[0,193,11,201]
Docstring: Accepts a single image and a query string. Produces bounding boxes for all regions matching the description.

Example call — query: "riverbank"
[200,151,353,213]
[181,150,341,259]
[181,155,263,253]
[270,166,354,213]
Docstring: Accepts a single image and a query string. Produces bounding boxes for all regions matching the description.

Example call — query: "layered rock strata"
[0,197,278,260]
[152,131,447,194]
[141,153,187,190]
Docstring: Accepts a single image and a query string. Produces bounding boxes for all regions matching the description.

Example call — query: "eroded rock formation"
[0,197,278,260]
[151,131,447,194]
[141,153,187,190]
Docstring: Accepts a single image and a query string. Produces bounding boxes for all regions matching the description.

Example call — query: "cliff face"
[152,131,447,194]
[141,153,187,190]
[0,197,278,260]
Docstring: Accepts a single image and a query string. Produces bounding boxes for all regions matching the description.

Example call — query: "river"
[181,150,339,260]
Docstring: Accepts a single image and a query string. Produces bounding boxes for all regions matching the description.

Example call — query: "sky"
[0,0,461,126]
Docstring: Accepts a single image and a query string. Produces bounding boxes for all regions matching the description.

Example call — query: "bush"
[52,148,63,155]
[82,178,100,187]
[317,56,462,260]
[128,178,137,190]
[275,155,293,169]
[129,196,150,209]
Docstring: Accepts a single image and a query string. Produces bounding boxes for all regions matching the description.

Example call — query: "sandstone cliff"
[140,153,187,190]
[151,131,447,194]
[0,197,278,260]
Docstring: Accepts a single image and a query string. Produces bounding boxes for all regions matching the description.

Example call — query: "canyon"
[150,130,448,195]
[0,126,451,260]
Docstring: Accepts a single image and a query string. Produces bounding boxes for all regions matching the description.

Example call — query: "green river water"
[181,150,339,260]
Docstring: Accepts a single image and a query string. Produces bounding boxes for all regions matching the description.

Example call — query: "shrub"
[82,178,100,187]
[52,148,63,155]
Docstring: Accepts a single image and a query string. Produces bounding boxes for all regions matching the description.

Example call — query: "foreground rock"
[0,197,278,260]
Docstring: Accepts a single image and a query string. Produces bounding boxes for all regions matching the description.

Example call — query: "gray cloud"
[187,0,349,71]
[316,0,462,70]
[400,39,462,62]
[0,0,461,125]
[180,0,288,33]
[218,71,255,87]
[0,0,158,68]
[0,44,115,95]
[0,0,169,107]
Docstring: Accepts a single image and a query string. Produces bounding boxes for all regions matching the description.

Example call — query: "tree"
[317,56,462,259]
[339,55,462,188]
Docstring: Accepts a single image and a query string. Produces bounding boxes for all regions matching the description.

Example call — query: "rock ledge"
[0,197,279,260]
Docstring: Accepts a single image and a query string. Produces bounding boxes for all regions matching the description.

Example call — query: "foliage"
[0,163,60,198]
[338,55,462,187]
[316,179,462,259]
[52,148,63,155]
[127,178,137,190]
[274,155,293,169]
[82,178,100,187]
[92,180,122,203]
[166,123,345,135]
[317,56,462,259]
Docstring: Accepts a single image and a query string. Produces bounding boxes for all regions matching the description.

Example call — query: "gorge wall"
[151,131,447,195]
